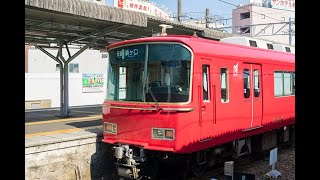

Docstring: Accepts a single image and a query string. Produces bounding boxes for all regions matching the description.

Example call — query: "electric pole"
[205,8,209,28]
[289,17,292,45]
[178,0,182,22]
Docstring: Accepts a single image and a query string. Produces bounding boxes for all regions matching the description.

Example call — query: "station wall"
[25,73,107,108]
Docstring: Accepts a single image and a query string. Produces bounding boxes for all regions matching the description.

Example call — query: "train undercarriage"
[110,125,295,180]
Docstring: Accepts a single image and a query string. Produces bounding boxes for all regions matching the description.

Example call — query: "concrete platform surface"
[25,105,104,147]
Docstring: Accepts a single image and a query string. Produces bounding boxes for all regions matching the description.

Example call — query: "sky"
[150,0,249,17]
[104,0,252,30]
[105,0,250,18]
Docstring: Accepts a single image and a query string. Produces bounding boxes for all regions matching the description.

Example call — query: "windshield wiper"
[146,85,162,110]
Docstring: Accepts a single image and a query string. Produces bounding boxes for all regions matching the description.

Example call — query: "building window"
[261,29,265,34]
[267,43,274,49]
[69,63,79,73]
[240,12,250,20]
[220,68,229,103]
[202,65,210,101]
[243,69,250,98]
[56,64,60,71]
[274,71,295,96]
[102,53,108,58]
[240,27,250,34]
[261,14,265,19]
[281,17,285,22]
[285,47,291,52]
[254,70,260,97]
[249,40,257,47]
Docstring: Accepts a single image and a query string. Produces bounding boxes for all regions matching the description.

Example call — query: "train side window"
[267,43,274,50]
[254,70,260,97]
[284,72,294,95]
[220,68,229,102]
[274,71,283,96]
[274,71,295,96]
[243,69,250,98]
[249,40,257,47]
[202,65,210,101]
[285,47,291,52]
[292,72,295,95]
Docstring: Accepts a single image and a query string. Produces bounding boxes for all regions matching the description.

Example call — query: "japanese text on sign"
[117,49,139,59]
[271,0,295,10]
[114,0,169,19]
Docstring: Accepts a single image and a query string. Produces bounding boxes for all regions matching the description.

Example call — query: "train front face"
[102,42,194,179]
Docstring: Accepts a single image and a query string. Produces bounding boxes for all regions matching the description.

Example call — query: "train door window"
[119,67,127,100]
[254,70,260,97]
[202,65,210,101]
[243,69,250,98]
[220,68,229,102]
[274,71,283,96]
[285,47,291,52]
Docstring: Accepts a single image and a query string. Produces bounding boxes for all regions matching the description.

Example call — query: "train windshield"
[107,43,192,103]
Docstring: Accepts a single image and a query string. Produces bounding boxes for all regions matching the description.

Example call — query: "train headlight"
[165,129,174,140]
[104,122,117,134]
[152,128,175,140]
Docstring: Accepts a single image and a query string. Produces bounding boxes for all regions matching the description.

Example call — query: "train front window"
[107,43,192,103]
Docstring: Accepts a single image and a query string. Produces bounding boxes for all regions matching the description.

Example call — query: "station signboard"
[271,0,295,11]
[114,0,170,19]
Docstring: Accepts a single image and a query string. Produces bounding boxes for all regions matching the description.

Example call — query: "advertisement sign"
[271,0,295,10]
[82,74,104,93]
[114,0,170,19]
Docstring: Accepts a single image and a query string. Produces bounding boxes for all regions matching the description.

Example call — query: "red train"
[102,35,295,179]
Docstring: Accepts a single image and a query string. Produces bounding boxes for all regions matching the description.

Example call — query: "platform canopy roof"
[25,0,234,49]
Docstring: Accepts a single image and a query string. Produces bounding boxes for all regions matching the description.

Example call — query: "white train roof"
[220,36,295,54]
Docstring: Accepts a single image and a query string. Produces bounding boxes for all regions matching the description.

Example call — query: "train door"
[199,59,214,126]
[243,63,262,128]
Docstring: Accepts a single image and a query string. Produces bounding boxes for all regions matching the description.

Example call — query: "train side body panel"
[102,35,295,154]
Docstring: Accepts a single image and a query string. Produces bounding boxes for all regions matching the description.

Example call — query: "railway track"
[188,154,257,180]
[111,144,294,180]
[188,143,294,180]
[153,153,259,180]
[110,140,294,180]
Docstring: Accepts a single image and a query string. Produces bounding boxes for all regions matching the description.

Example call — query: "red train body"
[102,35,294,179]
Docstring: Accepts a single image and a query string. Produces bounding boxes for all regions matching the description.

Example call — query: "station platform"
[25,105,103,148]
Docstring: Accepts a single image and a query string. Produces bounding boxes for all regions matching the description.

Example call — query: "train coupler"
[113,145,144,179]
